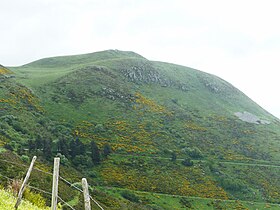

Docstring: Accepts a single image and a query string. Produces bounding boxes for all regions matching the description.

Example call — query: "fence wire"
[0,157,105,209]
[0,172,76,209]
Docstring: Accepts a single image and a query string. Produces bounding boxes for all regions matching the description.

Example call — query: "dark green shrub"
[219,178,247,192]
[181,158,194,167]
[72,155,93,167]
[121,190,139,203]
[103,143,112,157]
[170,152,177,162]
[184,147,203,159]
[20,155,30,163]
[206,159,218,173]
[179,197,193,208]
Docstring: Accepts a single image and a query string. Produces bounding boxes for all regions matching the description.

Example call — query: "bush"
[170,152,177,162]
[56,153,69,166]
[121,190,139,203]
[94,124,105,133]
[23,188,46,208]
[72,155,93,167]
[184,147,203,159]
[219,178,247,192]
[87,170,98,178]
[179,197,193,208]
[103,143,112,157]
[181,158,194,167]
[206,159,218,173]
[20,155,30,163]
[4,140,20,152]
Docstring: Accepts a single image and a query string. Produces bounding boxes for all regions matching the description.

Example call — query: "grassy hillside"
[1,50,279,209]
[0,188,49,210]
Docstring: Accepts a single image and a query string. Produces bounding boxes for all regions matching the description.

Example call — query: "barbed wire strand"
[0,158,28,168]
[89,195,105,210]
[0,159,51,177]
[59,176,104,210]
[59,176,83,193]
[0,173,76,210]
[57,195,76,210]
[0,159,80,190]
[28,185,52,196]
[0,158,104,209]
[0,173,13,181]
[33,167,53,176]
[28,185,76,210]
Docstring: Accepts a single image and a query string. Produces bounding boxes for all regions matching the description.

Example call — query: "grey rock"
[234,111,271,125]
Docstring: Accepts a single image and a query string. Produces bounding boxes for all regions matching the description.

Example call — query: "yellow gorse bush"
[0,189,50,210]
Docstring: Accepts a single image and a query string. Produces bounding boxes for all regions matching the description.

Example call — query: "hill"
[0,50,280,209]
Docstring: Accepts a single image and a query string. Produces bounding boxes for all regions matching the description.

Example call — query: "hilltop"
[0,50,280,209]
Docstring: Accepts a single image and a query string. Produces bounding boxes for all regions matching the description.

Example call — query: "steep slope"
[4,50,280,208]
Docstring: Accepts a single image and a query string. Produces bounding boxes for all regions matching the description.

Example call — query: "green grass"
[12,66,77,88]
[99,186,280,210]
[0,189,50,210]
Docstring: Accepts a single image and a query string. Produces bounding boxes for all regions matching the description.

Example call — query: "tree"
[35,136,43,150]
[103,143,112,158]
[171,152,177,162]
[58,138,69,157]
[56,153,69,166]
[76,137,85,155]
[72,155,92,168]
[69,137,85,158]
[90,140,100,164]
[28,139,36,152]
[43,139,52,160]
[69,139,77,158]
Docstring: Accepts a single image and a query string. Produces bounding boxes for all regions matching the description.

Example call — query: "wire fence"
[0,157,104,210]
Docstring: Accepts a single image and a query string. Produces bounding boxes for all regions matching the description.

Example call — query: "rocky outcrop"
[199,74,237,96]
[234,111,270,125]
[120,61,189,91]
[98,87,134,102]
[122,64,172,85]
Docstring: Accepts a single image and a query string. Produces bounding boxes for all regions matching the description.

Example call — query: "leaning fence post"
[51,157,60,210]
[15,156,37,209]
[82,178,91,210]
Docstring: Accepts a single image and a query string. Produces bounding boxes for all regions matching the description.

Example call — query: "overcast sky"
[1,0,279,119]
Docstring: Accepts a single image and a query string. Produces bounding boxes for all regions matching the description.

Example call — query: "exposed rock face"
[235,111,270,125]
[120,61,189,91]
[199,74,237,96]
[99,87,134,102]
[122,64,172,85]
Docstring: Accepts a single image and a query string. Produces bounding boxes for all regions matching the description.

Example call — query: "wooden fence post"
[15,156,37,209]
[82,178,91,210]
[51,157,60,210]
